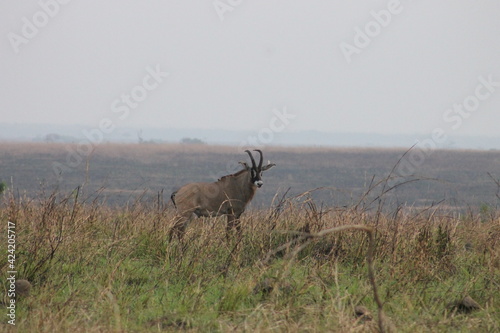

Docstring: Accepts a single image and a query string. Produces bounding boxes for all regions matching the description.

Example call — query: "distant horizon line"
[0,121,499,139]
[1,139,499,154]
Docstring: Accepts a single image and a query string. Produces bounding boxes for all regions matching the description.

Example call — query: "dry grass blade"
[266,224,389,333]
[310,225,388,333]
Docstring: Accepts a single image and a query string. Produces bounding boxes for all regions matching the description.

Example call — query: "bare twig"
[487,172,500,202]
[309,225,386,332]
[264,224,388,333]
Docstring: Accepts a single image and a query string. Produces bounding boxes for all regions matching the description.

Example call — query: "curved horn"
[245,150,257,170]
[254,149,263,170]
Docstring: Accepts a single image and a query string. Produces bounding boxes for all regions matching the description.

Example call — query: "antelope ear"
[262,163,276,171]
[238,161,250,170]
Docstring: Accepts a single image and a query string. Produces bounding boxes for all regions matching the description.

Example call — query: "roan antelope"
[170,149,275,239]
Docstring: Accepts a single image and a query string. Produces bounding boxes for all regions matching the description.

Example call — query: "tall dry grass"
[1,179,499,332]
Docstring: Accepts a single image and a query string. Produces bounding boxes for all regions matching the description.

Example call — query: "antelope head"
[244,149,275,188]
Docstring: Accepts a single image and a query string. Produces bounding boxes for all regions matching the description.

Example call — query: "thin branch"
[313,225,386,332]
[487,172,500,201]
[264,224,388,333]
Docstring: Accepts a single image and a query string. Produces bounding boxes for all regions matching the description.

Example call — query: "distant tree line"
[180,137,206,145]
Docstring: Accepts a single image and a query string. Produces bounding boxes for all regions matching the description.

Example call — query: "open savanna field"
[1,142,500,332]
[1,142,500,209]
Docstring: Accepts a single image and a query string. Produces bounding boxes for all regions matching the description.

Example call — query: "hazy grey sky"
[1,1,499,139]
